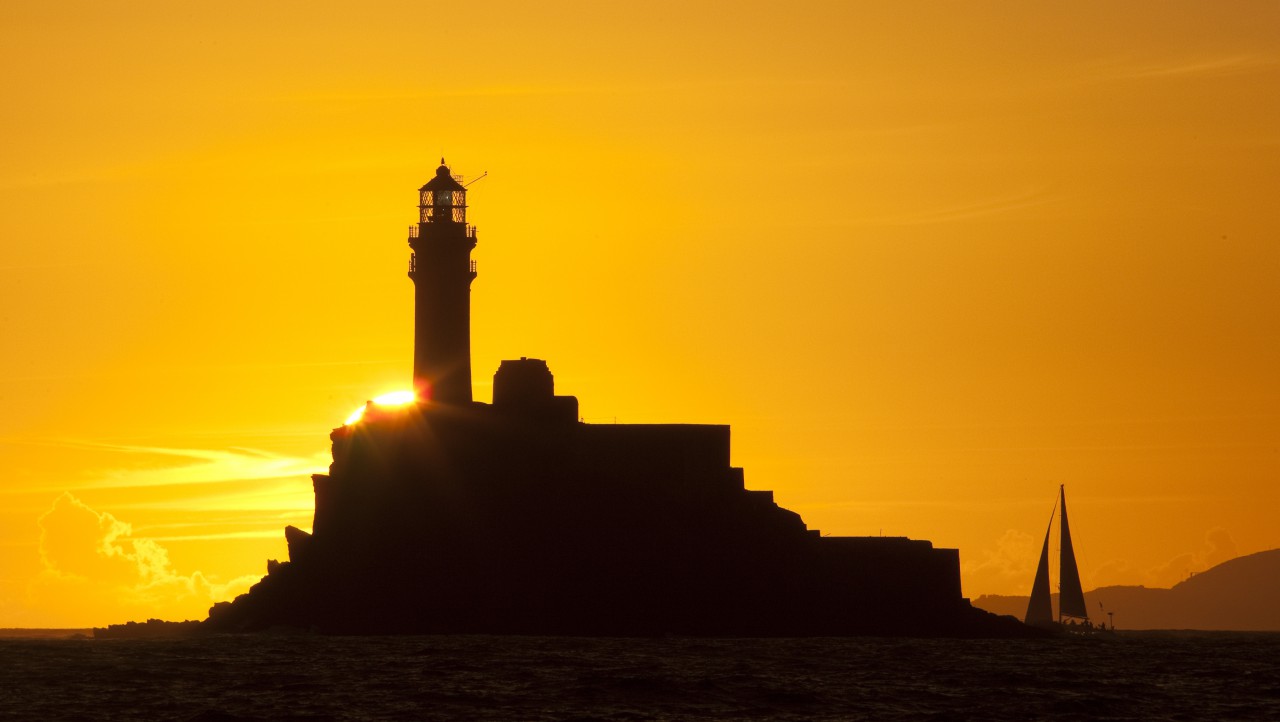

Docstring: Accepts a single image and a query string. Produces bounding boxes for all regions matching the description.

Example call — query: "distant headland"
[132,160,1035,637]
[975,548,1280,631]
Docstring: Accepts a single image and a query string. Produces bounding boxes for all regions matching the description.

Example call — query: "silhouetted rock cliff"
[206,382,1031,637]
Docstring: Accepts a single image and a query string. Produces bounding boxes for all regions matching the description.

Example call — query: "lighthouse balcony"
[407,255,476,275]
[407,224,478,242]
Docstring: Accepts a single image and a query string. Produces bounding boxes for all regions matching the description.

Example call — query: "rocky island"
[204,160,1031,637]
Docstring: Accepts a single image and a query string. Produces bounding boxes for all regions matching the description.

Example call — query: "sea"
[1,633,1277,721]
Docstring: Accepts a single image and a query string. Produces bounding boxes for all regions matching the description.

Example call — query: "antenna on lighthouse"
[465,171,488,188]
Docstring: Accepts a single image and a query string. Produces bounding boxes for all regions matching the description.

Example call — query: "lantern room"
[418,159,467,223]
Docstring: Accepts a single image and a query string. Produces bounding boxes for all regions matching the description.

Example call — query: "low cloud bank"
[26,493,260,627]
[967,526,1244,597]
[1092,527,1239,590]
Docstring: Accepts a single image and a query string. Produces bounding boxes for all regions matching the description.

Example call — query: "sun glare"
[344,390,418,425]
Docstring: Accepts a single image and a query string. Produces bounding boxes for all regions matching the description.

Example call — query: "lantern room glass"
[419,189,466,223]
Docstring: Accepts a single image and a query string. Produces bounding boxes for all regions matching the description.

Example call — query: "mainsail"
[1057,485,1089,621]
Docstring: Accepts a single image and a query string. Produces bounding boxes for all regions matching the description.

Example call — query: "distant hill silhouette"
[973,548,1280,630]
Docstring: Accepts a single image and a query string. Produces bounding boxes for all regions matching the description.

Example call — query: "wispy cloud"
[143,529,291,542]
[110,480,318,514]
[271,75,844,105]
[863,188,1054,227]
[78,442,327,491]
[1115,54,1277,80]
[0,165,148,192]
[0,439,327,499]
[271,84,600,104]
[0,357,400,386]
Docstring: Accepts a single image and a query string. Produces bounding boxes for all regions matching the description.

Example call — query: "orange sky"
[2,1,1278,627]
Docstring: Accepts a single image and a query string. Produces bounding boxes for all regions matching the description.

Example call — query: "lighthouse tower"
[408,159,477,404]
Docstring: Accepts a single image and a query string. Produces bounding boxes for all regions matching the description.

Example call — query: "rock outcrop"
[207,362,1030,637]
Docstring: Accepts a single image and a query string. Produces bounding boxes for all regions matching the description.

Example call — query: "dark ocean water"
[1,633,1277,721]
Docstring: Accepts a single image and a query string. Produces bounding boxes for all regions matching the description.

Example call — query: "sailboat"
[1025,485,1106,631]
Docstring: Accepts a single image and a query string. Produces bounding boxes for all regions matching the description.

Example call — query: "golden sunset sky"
[2,1,1277,627]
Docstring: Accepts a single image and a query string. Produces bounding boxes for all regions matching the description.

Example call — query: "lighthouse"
[408,159,477,404]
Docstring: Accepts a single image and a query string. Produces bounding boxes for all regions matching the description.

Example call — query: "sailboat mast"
[1057,486,1064,624]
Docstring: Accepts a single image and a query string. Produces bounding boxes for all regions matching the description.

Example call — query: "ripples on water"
[1,633,1278,721]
